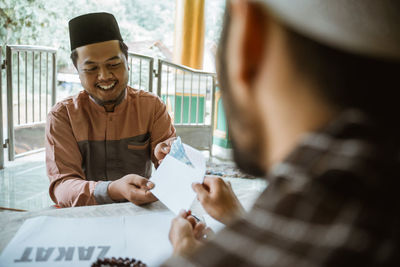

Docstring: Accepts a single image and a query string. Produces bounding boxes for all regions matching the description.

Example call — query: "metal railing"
[6,45,57,161]
[0,48,4,168]
[157,59,216,153]
[127,51,154,92]
[0,45,216,166]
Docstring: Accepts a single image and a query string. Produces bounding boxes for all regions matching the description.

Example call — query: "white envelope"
[150,144,206,215]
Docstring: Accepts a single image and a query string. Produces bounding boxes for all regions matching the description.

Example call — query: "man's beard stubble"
[216,29,266,177]
[222,86,266,177]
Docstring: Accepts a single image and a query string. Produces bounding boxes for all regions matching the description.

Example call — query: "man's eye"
[110,63,121,68]
[84,66,97,72]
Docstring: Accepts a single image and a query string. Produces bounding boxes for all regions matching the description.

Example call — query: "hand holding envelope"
[150,137,206,215]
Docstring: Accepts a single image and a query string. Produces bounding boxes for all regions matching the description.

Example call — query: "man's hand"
[186,212,215,241]
[169,210,204,256]
[154,137,176,165]
[192,176,245,225]
[108,174,157,205]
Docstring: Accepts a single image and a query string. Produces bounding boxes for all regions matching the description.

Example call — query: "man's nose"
[97,66,112,80]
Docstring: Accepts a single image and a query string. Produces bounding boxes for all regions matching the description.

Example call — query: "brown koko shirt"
[46,87,175,207]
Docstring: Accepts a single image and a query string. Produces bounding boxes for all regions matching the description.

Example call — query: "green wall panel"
[161,95,205,124]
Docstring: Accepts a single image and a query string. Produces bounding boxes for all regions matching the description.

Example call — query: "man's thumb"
[192,183,208,203]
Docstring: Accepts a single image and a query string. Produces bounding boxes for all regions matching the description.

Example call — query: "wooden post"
[173,0,205,70]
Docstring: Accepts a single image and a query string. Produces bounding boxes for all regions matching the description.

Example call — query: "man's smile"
[96,81,117,91]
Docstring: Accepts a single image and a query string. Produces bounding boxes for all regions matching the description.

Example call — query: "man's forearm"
[173,237,202,257]
[51,178,101,207]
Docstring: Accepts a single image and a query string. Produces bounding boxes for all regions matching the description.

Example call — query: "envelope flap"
[183,144,206,180]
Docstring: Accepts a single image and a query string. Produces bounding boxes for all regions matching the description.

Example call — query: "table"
[0,177,267,254]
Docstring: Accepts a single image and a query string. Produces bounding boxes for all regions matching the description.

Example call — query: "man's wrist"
[222,204,245,225]
[173,237,201,257]
[107,181,124,201]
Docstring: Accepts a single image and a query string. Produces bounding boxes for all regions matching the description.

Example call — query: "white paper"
[203,214,225,233]
[150,143,206,215]
[0,212,174,267]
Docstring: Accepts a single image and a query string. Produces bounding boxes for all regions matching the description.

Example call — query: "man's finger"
[167,137,177,146]
[129,187,157,203]
[145,181,155,190]
[202,176,221,187]
[144,190,157,200]
[202,227,215,240]
[192,182,210,204]
[129,175,149,188]
[128,187,146,202]
[193,222,206,239]
[178,209,189,218]
[161,144,171,154]
[157,142,170,154]
[187,216,197,228]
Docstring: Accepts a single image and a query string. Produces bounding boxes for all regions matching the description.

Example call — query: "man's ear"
[237,2,269,86]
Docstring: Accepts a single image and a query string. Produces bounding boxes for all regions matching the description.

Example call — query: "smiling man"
[46,12,175,207]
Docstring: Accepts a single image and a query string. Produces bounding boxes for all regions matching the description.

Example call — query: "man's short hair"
[70,40,129,69]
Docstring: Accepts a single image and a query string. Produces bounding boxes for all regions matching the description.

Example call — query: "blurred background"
[0,0,225,72]
[0,0,244,211]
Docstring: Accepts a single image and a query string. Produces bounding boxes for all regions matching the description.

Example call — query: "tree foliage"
[0,0,57,46]
[1,0,225,70]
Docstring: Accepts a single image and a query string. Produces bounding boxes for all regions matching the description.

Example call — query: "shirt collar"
[88,88,127,112]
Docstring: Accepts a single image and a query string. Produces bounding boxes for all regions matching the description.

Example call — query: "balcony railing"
[0,45,217,168]
[127,51,154,92]
[5,45,57,161]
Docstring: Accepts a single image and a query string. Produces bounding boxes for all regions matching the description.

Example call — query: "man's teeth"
[98,82,116,90]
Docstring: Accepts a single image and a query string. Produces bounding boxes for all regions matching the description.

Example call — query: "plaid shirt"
[164,110,400,266]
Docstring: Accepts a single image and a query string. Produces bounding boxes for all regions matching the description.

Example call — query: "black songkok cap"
[69,12,123,51]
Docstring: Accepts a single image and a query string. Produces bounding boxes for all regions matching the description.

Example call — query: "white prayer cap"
[255,0,400,60]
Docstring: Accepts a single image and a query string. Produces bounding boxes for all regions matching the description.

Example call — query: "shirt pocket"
[127,139,150,150]
[121,134,152,178]
[126,133,150,150]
